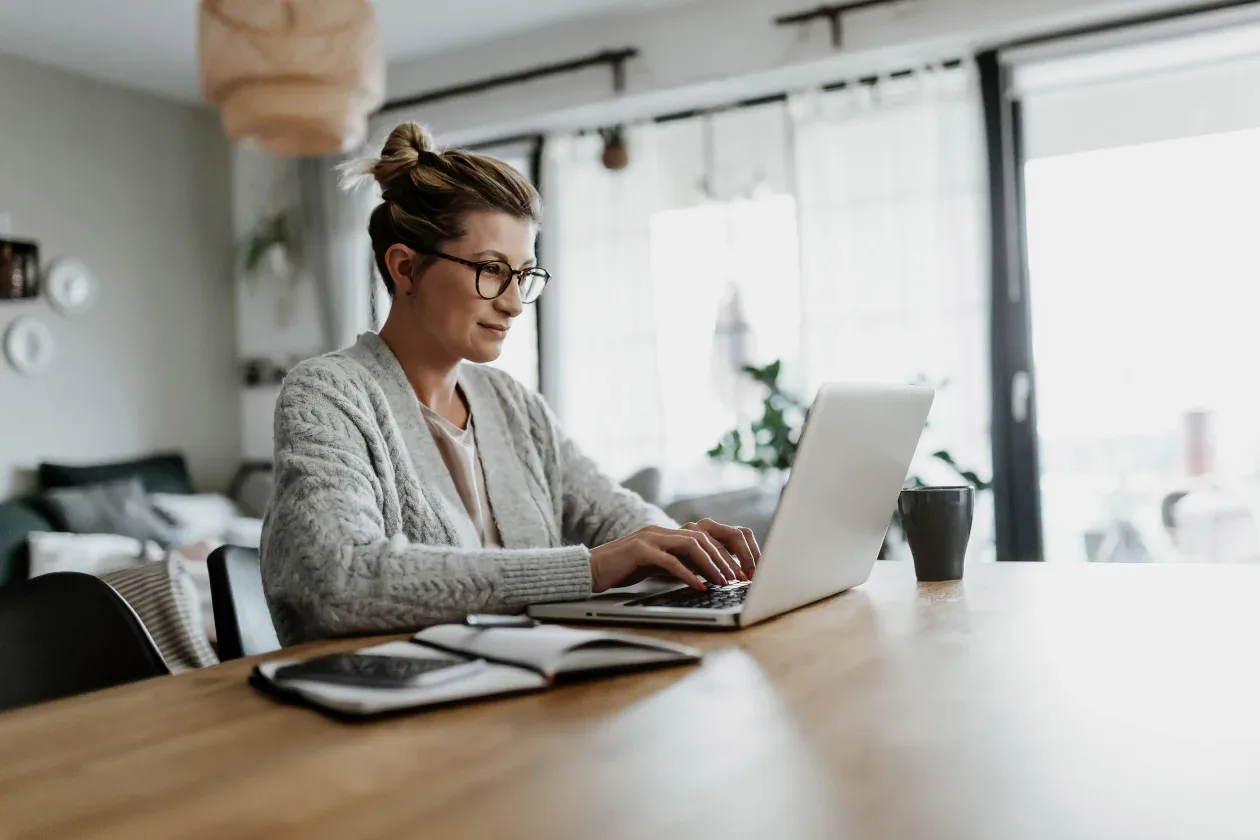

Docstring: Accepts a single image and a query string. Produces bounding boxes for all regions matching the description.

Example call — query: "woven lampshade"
[198,0,385,157]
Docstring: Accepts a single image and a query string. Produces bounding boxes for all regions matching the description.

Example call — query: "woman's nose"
[496,280,524,316]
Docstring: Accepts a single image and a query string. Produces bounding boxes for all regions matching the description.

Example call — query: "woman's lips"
[478,323,509,335]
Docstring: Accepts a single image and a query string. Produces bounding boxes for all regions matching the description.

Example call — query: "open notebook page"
[413,624,699,678]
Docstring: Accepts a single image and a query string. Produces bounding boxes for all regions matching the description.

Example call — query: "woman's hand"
[680,518,760,580]
[588,521,761,593]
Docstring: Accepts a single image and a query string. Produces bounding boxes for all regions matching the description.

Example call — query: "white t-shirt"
[419,402,503,548]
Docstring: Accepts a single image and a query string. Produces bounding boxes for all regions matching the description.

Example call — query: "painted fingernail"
[699,581,707,591]
[738,570,749,581]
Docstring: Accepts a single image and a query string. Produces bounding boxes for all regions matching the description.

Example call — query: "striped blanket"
[101,557,219,673]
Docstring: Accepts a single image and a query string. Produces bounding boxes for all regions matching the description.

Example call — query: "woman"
[261,123,759,646]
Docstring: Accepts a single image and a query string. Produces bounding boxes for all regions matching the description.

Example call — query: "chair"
[208,545,280,661]
[0,572,170,712]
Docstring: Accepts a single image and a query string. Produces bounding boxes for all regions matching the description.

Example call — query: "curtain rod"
[653,58,963,125]
[775,0,922,48]
[378,48,639,114]
[436,58,963,151]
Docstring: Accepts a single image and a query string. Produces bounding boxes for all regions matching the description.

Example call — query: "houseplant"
[238,206,302,289]
[707,360,990,555]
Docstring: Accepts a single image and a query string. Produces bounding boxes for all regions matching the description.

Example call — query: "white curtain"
[543,108,793,489]
[542,126,670,482]
[298,154,374,353]
[790,63,993,553]
[542,66,992,532]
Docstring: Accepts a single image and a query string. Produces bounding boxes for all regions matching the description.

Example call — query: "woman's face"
[386,211,536,365]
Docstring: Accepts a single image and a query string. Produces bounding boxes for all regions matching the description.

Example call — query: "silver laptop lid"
[739,383,934,626]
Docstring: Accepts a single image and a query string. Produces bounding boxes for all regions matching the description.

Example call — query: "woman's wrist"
[589,547,609,593]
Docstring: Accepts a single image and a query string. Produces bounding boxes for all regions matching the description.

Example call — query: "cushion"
[100,556,219,673]
[224,517,263,548]
[41,477,181,546]
[150,493,241,543]
[39,452,194,495]
[0,500,53,587]
[26,531,163,579]
[663,487,779,544]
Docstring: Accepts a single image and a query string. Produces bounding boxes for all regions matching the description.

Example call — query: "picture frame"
[0,238,40,300]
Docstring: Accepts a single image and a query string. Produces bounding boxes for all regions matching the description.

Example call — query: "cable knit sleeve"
[522,390,678,548]
[261,367,592,645]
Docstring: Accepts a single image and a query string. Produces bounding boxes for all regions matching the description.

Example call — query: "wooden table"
[3,562,1260,840]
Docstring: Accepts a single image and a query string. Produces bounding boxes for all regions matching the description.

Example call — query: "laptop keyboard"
[631,581,751,610]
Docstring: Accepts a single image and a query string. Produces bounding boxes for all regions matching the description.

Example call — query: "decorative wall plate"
[45,258,98,316]
[4,316,55,376]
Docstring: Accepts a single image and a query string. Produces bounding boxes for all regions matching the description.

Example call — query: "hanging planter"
[198,0,385,157]
[239,207,302,286]
[599,125,630,171]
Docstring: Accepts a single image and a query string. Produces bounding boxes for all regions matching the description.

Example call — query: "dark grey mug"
[897,486,974,581]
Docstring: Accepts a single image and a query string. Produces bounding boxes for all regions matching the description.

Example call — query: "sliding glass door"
[990,7,1260,563]
[1026,128,1260,563]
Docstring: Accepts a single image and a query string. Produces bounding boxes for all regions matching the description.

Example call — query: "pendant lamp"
[199,0,385,157]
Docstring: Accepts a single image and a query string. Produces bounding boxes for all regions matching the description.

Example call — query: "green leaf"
[959,470,990,490]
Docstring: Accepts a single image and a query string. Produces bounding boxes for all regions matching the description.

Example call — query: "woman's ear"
[384,244,419,295]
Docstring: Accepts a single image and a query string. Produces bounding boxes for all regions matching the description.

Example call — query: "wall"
[0,53,238,498]
[381,0,1217,146]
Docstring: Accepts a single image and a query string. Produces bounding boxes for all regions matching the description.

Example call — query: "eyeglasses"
[423,251,551,304]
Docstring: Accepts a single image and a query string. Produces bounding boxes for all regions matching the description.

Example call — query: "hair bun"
[383,122,436,161]
[339,122,439,194]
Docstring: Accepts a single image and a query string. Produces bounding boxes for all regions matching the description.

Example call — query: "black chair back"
[208,545,280,661]
[0,572,169,712]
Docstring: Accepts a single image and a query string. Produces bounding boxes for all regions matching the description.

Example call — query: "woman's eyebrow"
[471,249,536,266]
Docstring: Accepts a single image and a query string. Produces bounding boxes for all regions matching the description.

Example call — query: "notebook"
[250,624,702,718]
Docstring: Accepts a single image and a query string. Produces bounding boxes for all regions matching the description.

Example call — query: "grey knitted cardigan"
[261,332,674,646]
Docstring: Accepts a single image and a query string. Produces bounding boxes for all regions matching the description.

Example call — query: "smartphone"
[273,652,484,689]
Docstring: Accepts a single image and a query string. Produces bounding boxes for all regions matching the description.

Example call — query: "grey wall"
[0,53,238,498]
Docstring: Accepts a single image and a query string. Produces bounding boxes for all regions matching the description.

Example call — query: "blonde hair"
[343,122,541,295]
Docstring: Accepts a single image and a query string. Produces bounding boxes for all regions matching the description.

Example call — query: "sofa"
[0,453,197,589]
[0,453,262,672]
[621,466,780,545]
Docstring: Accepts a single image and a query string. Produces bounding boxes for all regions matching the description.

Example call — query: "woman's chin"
[465,340,504,364]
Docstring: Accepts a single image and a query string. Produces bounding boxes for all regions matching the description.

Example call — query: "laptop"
[528,383,934,629]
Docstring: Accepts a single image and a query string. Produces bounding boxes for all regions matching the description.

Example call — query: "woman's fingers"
[740,526,762,564]
[711,522,755,578]
[690,528,742,582]
[646,548,706,590]
[653,533,729,585]
[689,519,756,579]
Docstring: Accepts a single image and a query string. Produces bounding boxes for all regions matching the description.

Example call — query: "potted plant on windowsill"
[707,361,990,558]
